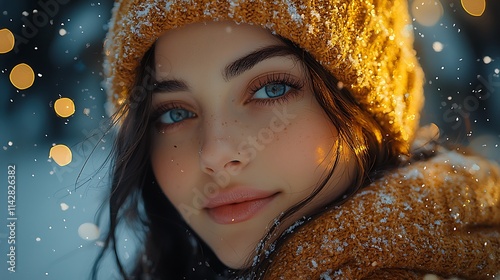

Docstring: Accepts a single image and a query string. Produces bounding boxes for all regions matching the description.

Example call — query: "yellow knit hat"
[104,0,424,154]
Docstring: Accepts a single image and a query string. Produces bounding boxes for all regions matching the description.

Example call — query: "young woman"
[93,0,500,279]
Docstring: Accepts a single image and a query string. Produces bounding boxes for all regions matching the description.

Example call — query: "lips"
[204,188,278,224]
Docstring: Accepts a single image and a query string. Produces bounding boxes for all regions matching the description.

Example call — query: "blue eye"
[254,83,291,99]
[159,108,195,124]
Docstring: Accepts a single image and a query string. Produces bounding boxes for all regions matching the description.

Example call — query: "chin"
[215,245,255,270]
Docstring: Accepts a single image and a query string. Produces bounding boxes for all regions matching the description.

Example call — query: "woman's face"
[150,21,355,269]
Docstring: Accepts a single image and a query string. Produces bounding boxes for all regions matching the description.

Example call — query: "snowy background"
[0,0,499,279]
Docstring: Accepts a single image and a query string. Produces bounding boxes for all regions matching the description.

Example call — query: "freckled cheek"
[150,141,198,203]
[269,118,337,175]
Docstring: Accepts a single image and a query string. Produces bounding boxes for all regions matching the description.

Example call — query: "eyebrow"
[223,45,296,81]
[152,79,189,94]
[152,44,296,94]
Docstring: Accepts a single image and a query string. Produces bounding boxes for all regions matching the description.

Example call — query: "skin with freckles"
[150,21,356,269]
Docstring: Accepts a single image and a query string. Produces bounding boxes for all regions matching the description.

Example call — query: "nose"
[199,123,249,176]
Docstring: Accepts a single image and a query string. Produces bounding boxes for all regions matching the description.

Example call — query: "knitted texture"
[104,0,424,154]
[265,149,500,279]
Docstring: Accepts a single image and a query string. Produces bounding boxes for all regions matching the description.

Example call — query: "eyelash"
[151,73,304,130]
[247,73,304,106]
[150,102,190,130]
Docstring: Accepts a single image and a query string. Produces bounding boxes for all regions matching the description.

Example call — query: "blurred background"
[0,0,499,279]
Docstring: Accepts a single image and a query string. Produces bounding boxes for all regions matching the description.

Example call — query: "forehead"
[153,22,283,79]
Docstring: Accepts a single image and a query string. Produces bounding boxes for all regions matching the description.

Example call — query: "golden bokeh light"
[49,144,73,167]
[411,0,444,27]
[54,97,76,118]
[461,0,485,17]
[0,28,15,54]
[9,63,35,90]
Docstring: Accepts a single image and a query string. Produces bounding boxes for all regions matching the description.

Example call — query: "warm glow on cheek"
[269,112,338,183]
[312,141,337,173]
[309,115,338,167]
[316,146,326,165]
